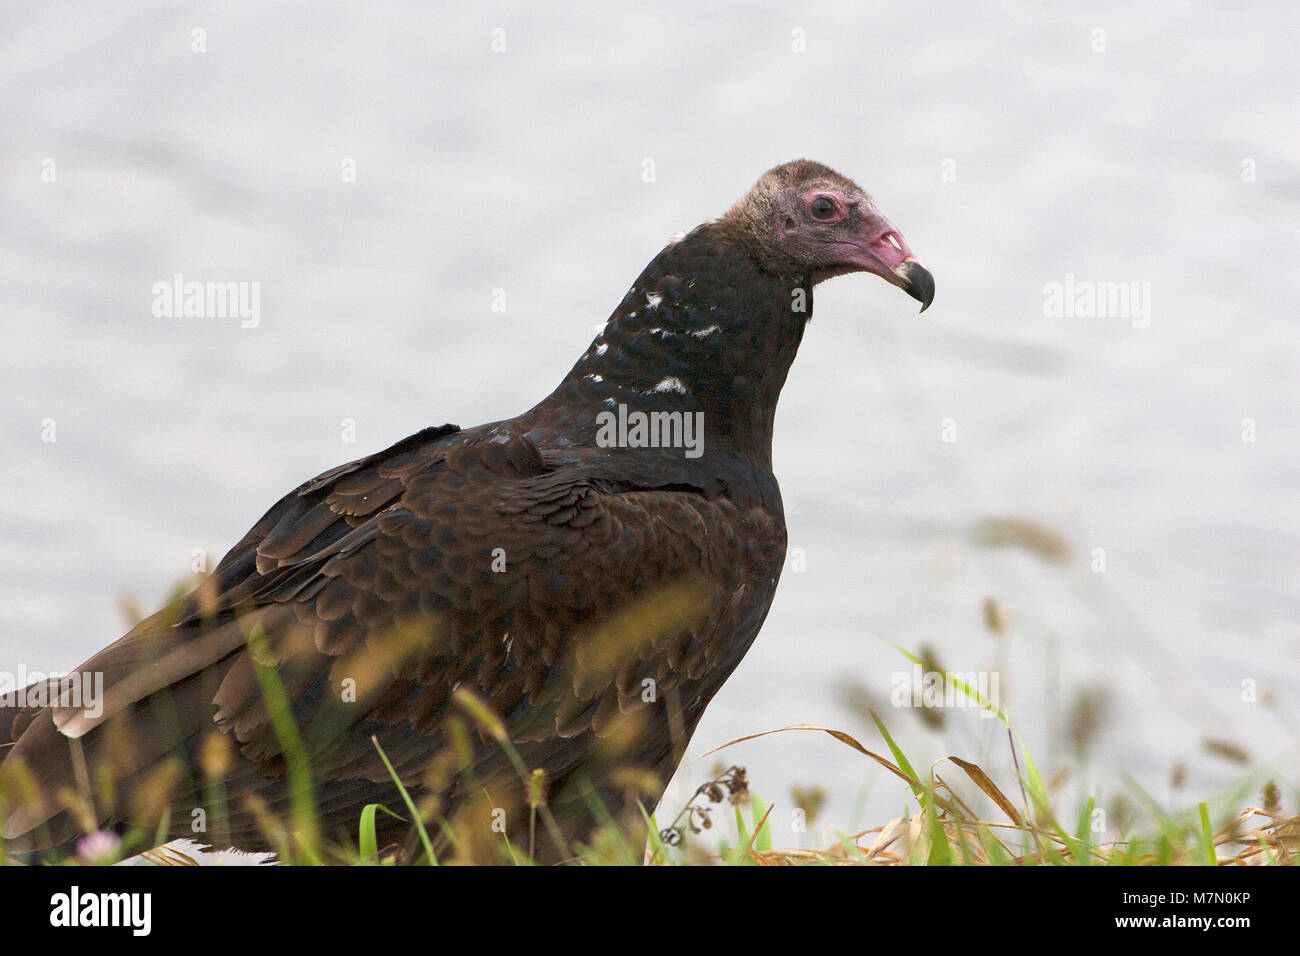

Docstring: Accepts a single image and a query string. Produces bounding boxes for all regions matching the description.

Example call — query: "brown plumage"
[0,160,932,863]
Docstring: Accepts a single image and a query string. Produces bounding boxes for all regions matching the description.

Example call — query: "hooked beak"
[832,209,935,312]
[895,259,935,312]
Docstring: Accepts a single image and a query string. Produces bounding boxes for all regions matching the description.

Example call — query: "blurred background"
[1,0,1296,853]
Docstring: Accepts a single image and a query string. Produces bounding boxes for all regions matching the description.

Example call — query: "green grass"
[3,604,1295,866]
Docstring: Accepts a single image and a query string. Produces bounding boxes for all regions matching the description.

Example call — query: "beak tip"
[898,260,935,314]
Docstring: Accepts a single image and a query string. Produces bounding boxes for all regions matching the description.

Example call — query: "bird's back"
[2,415,786,862]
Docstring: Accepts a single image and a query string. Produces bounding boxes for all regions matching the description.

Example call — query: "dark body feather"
[1,160,932,863]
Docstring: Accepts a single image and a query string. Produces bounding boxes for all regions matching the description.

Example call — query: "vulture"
[0,159,933,864]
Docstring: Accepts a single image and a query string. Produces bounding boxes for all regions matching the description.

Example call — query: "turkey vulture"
[0,159,933,864]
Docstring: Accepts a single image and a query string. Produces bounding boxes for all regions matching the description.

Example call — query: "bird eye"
[810,196,837,220]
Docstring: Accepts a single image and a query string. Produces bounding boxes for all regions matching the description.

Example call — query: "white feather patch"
[650,376,689,395]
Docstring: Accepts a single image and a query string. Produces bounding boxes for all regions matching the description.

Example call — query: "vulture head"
[725,159,935,311]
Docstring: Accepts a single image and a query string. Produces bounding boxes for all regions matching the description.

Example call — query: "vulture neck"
[530,221,812,470]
